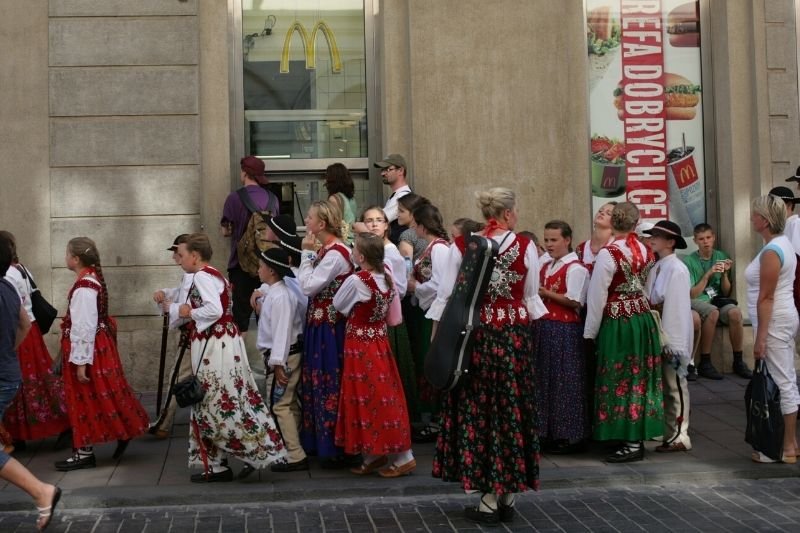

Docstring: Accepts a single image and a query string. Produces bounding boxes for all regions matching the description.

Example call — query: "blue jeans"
[0,380,21,469]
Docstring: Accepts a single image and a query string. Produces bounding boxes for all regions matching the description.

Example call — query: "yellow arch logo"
[280,21,342,74]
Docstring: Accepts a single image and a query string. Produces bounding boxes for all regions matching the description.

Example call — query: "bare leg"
[784,412,798,459]
[700,309,719,354]
[0,458,58,529]
[727,308,744,352]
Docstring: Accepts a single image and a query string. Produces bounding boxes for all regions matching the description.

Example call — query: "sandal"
[349,455,388,475]
[378,458,416,478]
[37,486,62,531]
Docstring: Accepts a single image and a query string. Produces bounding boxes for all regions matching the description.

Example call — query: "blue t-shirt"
[0,278,21,385]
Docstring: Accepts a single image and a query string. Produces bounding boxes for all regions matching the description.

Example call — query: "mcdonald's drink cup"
[591,159,627,198]
[667,146,705,227]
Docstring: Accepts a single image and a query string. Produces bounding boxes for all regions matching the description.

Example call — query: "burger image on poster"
[614,73,702,121]
[667,2,700,48]
[587,4,621,91]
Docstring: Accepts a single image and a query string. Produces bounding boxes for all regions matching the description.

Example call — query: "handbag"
[649,309,670,347]
[172,335,210,408]
[744,360,784,461]
[386,287,403,327]
[16,265,58,334]
[711,296,738,308]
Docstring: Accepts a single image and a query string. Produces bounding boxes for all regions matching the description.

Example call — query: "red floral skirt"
[335,335,412,455]
[2,322,70,441]
[61,330,149,447]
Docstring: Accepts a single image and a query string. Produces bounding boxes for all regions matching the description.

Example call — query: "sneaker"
[733,359,753,379]
[686,364,698,382]
[698,361,723,380]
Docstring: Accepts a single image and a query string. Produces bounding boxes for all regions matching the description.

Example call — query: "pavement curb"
[2,460,798,513]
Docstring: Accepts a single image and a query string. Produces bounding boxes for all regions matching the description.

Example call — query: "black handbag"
[16,265,58,334]
[172,336,210,408]
[424,234,502,391]
[744,360,784,461]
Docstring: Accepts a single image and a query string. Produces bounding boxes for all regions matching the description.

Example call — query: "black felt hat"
[258,247,295,278]
[644,220,687,249]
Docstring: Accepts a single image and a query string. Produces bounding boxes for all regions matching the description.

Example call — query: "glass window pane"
[242,0,367,160]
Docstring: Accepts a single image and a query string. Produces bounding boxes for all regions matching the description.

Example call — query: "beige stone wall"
[379,0,591,239]
[3,0,800,387]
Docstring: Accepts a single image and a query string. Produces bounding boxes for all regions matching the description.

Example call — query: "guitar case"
[424,234,500,391]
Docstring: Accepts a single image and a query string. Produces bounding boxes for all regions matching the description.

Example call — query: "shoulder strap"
[21,265,38,291]
[237,187,260,214]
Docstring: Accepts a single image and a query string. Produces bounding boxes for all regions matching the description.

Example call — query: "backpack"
[236,187,279,276]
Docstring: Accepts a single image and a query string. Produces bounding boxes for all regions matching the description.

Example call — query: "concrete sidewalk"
[1,374,798,512]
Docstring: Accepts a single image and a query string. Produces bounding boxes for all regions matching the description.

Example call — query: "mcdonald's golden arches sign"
[281,21,342,74]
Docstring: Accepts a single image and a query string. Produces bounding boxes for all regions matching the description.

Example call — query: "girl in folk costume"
[0,231,69,447]
[56,238,149,471]
[643,221,694,453]
[583,202,663,463]
[534,221,590,454]
[298,200,354,466]
[406,204,451,441]
[430,188,547,526]
[172,233,286,482]
[334,233,416,477]
[361,207,418,422]
[576,201,617,273]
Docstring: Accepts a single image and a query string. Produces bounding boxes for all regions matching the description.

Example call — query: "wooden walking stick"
[155,313,170,417]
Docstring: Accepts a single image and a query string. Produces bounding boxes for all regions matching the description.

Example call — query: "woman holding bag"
[0,231,69,447]
[745,194,799,463]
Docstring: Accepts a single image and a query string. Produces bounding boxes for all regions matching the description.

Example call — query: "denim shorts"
[0,380,21,469]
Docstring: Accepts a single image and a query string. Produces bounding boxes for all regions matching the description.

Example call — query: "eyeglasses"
[381,166,397,173]
[364,218,386,224]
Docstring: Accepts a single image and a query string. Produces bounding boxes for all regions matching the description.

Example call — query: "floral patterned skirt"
[3,322,70,441]
[335,334,412,455]
[189,334,286,468]
[532,319,589,442]
[433,323,540,494]
[300,320,345,458]
[594,312,664,441]
[388,322,419,422]
[61,329,149,448]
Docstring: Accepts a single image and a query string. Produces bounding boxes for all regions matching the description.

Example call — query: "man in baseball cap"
[371,154,412,243]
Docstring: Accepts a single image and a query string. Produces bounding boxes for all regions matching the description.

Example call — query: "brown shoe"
[378,458,416,478]
[349,455,388,475]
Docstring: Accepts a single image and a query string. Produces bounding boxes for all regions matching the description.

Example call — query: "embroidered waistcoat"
[603,244,653,319]
[189,266,238,340]
[539,259,585,323]
[307,242,353,327]
[345,270,390,340]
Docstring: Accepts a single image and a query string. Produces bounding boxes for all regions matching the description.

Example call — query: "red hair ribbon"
[626,232,644,268]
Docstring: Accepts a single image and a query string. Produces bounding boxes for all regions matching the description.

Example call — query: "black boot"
[698,358,723,380]
[733,358,752,379]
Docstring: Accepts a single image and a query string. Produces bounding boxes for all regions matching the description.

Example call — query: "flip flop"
[37,486,61,531]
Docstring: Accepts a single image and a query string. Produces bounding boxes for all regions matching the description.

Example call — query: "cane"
[155,313,170,417]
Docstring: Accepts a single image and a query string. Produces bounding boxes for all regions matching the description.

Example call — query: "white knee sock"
[394,449,414,465]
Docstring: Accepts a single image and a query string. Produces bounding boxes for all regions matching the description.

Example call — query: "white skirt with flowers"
[188,333,287,468]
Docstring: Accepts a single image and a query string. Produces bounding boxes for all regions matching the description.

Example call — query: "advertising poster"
[587,0,705,237]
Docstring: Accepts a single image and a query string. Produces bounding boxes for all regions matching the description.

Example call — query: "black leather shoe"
[190,468,233,483]
[547,440,588,455]
[698,361,723,380]
[733,360,753,379]
[238,464,257,480]
[464,505,499,526]
[112,439,130,460]
[271,458,310,472]
[606,443,644,463]
[498,503,515,523]
[55,453,96,471]
[686,364,698,382]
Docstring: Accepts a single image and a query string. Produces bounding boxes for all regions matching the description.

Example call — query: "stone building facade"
[1,0,799,389]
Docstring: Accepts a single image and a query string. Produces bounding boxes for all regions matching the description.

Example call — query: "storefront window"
[587,0,707,239]
[241,0,368,160]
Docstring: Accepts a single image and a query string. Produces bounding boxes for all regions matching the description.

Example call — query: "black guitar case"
[424,234,500,391]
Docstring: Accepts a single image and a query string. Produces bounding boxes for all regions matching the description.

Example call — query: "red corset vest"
[189,266,238,340]
[455,233,531,328]
[307,242,353,327]
[539,259,585,323]
[413,238,449,283]
[61,273,114,340]
[345,270,390,340]
[603,244,653,319]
